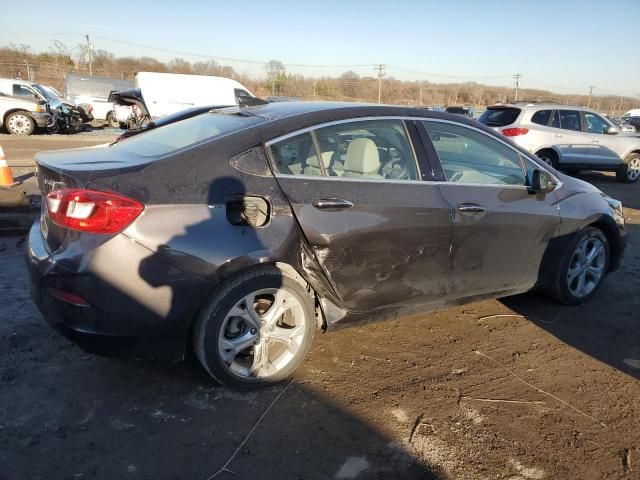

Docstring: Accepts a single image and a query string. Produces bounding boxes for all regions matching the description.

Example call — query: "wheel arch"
[588,216,624,272]
[3,108,35,125]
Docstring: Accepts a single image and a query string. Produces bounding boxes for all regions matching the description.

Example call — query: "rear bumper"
[27,222,214,360]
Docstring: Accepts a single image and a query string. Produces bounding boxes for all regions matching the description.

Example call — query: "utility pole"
[24,60,31,81]
[587,86,596,108]
[618,96,624,115]
[84,34,93,76]
[374,64,386,104]
[513,73,521,102]
[418,81,423,105]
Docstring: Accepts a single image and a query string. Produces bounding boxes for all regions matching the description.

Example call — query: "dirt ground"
[0,134,639,480]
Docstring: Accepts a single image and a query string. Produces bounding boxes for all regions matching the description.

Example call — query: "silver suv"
[478,102,640,183]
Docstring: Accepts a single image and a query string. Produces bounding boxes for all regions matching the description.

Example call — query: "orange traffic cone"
[0,145,19,187]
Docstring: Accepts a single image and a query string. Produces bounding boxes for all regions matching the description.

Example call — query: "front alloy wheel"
[195,268,315,389]
[566,236,606,299]
[552,227,609,304]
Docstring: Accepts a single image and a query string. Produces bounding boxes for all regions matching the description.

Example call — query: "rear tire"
[536,149,558,169]
[616,153,640,183]
[106,112,119,129]
[5,111,35,135]
[194,267,316,390]
[550,227,609,305]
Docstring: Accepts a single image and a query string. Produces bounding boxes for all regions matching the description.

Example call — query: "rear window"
[112,113,263,157]
[445,107,468,114]
[477,108,521,127]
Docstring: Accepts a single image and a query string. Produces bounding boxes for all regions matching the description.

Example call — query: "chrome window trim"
[266,116,423,182]
[265,115,562,190]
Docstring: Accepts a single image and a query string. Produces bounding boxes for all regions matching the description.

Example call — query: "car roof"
[221,100,475,124]
[488,102,596,113]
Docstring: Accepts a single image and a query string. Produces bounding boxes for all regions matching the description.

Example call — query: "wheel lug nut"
[250,328,257,335]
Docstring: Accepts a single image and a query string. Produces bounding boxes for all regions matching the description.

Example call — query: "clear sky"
[1,0,639,96]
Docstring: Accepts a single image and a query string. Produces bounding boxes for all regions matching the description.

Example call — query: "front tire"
[551,227,609,305]
[5,111,35,135]
[106,112,119,129]
[194,267,316,390]
[616,153,640,183]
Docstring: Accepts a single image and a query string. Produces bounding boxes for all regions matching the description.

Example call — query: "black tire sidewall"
[555,227,609,305]
[106,113,119,129]
[7,112,35,135]
[195,270,315,389]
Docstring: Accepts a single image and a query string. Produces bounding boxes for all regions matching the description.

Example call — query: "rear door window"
[269,119,420,181]
[531,110,552,126]
[477,108,521,127]
[558,110,582,132]
[269,132,317,176]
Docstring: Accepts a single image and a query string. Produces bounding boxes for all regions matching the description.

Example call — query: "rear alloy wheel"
[552,227,609,305]
[194,267,315,389]
[106,112,119,129]
[536,150,557,169]
[616,153,640,183]
[6,111,35,135]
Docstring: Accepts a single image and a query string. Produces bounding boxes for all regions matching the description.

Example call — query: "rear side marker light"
[46,189,144,234]
[47,288,90,307]
[501,127,529,137]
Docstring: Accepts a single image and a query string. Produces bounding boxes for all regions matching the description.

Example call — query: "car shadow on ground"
[4,176,442,479]
[500,220,640,381]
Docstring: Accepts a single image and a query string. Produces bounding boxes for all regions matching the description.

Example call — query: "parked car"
[111,72,254,125]
[28,102,626,389]
[0,78,54,135]
[445,105,475,118]
[622,109,640,118]
[621,116,640,133]
[478,103,640,183]
[64,74,134,127]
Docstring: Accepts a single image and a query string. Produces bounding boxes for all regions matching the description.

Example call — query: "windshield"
[478,107,521,127]
[32,84,59,103]
[112,112,264,157]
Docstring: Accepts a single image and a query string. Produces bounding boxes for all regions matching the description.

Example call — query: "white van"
[130,72,254,119]
[622,109,640,118]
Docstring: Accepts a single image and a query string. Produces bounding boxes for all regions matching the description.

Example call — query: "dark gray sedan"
[27,102,627,389]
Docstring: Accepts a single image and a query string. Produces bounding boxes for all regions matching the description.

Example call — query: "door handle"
[457,203,486,213]
[590,139,599,144]
[553,134,563,139]
[312,198,354,210]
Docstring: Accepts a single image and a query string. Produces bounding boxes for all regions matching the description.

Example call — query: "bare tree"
[265,60,285,95]
[168,57,193,74]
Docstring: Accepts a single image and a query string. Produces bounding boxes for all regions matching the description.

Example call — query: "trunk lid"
[36,145,151,252]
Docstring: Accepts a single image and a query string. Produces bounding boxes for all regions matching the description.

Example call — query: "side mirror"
[529,169,556,194]
[607,125,620,135]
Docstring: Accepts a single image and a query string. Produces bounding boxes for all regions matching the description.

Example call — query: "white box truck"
[114,72,254,124]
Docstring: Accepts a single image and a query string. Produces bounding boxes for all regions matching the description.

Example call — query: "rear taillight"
[46,189,144,234]
[501,127,529,137]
